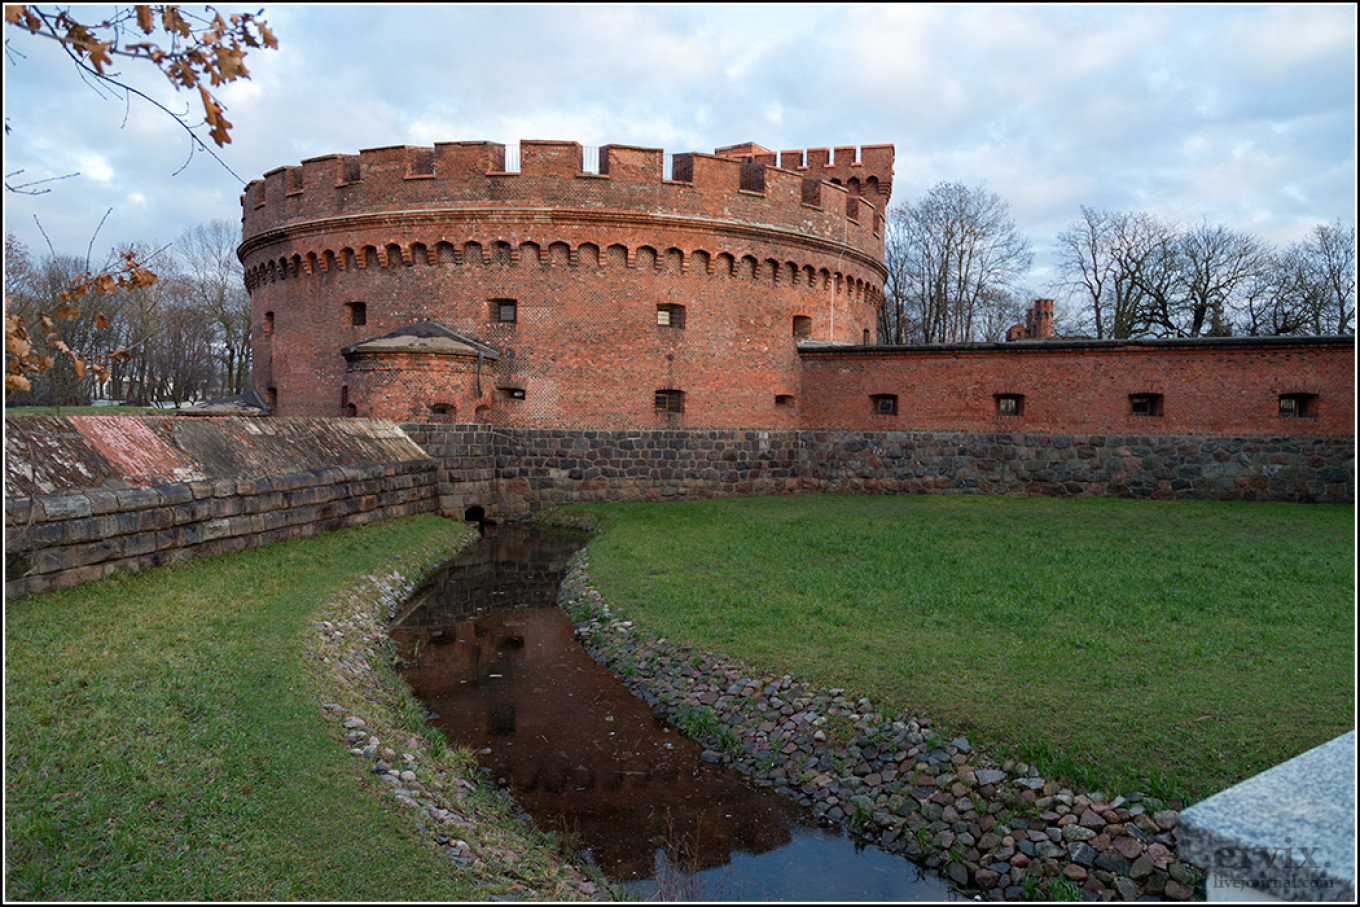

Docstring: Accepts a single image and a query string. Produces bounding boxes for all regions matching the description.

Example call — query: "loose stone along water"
[389,525,956,901]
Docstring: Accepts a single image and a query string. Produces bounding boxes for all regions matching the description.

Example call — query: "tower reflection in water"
[391,525,954,901]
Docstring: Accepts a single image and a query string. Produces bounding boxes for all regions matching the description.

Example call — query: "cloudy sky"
[3,3,1355,295]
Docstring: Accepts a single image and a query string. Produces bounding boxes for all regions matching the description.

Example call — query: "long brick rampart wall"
[798,337,1355,437]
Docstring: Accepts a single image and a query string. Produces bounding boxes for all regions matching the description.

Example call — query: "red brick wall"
[240,141,890,427]
[798,337,1354,437]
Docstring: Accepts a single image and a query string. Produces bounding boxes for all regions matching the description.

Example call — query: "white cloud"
[2,3,1352,286]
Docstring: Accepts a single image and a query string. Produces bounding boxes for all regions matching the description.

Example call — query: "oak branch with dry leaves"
[4,4,276,148]
[4,4,276,392]
[5,251,156,392]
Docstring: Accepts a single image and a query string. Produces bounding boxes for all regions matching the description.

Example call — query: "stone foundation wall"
[399,422,498,519]
[8,416,1350,600]
[402,425,1354,514]
[797,431,1355,503]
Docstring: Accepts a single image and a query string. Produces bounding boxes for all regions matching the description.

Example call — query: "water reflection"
[391,525,955,901]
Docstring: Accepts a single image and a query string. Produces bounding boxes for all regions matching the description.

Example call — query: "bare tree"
[1054,207,1162,339]
[1057,210,1282,338]
[175,219,250,394]
[5,236,128,404]
[1216,221,1355,338]
[885,182,1033,344]
[151,300,216,404]
[1240,245,1322,337]
[1307,221,1356,335]
[976,286,1031,342]
[1172,221,1269,337]
[108,243,178,405]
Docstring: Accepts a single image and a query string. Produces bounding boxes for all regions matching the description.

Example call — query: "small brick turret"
[1006,299,1055,342]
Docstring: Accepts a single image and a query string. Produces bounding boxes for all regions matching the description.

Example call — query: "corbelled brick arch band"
[239,140,893,428]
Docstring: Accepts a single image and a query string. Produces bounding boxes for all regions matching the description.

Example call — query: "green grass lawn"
[563,494,1355,804]
[4,515,582,901]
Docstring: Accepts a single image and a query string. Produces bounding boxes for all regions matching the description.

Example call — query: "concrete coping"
[1178,730,1355,902]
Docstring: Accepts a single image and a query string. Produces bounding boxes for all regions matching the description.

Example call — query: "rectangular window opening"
[995,394,1024,417]
[1129,393,1164,417]
[342,301,367,327]
[657,304,686,328]
[1278,393,1317,418]
[871,394,898,416]
[654,389,685,414]
[491,299,518,323]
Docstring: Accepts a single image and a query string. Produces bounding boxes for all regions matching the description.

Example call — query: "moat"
[388,525,956,900]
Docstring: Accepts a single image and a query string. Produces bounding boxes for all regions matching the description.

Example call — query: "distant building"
[1005,298,1054,342]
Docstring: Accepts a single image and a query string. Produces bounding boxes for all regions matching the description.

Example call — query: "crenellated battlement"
[715,142,894,205]
[241,140,893,262]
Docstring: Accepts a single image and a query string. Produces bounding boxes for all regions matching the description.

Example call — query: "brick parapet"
[240,140,888,269]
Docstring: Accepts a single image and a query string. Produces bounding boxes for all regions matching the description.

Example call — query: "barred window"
[657,304,686,328]
[1278,393,1317,418]
[995,394,1024,416]
[1129,394,1163,417]
[654,389,685,413]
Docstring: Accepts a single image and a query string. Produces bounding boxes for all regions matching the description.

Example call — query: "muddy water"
[390,525,956,901]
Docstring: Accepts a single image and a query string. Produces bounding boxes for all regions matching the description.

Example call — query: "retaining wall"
[4,416,440,600]
[7,416,1351,599]
[398,424,1354,518]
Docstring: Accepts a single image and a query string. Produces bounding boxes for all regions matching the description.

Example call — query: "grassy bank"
[4,515,590,901]
[561,495,1354,803]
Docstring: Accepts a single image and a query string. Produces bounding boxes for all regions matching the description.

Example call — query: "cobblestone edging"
[299,548,609,901]
[560,550,1205,902]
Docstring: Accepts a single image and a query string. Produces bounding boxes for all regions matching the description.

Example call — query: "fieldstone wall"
[5,416,441,600]
[397,425,804,517]
[399,422,498,520]
[797,431,1356,503]
[8,417,1351,599]
[402,425,1354,514]
[493,427,801,512]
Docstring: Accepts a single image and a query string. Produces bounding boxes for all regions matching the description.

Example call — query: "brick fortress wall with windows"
[239,138,1353,511]
[240,140,892,429]
[797,336,1354,437]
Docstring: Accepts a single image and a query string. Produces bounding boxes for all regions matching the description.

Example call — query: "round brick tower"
[239,140,894,427]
